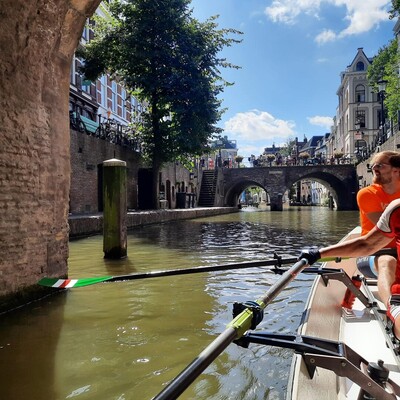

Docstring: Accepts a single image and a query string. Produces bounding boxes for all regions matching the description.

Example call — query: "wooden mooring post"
[103,158,127,259]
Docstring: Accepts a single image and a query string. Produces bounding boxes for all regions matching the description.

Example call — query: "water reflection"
[0,207,359,399]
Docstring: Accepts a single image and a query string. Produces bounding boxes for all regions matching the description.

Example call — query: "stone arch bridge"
[213,165,359,211]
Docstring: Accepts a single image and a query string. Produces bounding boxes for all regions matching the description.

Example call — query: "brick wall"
[70,130,198,213]
[70,130,141,214]
[0,0,102,311]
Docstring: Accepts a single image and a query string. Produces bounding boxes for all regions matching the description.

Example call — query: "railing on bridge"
[247,153,358,168]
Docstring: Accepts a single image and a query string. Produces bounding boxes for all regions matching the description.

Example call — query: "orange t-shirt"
[357,184,400,248]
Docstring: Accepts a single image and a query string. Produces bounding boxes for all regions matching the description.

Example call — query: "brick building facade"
[69,128,198,214]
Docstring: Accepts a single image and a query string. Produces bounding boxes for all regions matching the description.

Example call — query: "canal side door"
[138,168,153,209]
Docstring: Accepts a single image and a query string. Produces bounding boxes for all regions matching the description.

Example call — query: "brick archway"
[220,165,358,211]
[0,0,101,311]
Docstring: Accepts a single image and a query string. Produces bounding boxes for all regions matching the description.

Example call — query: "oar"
[151,258,309,400]
[38,257,300,288]
[38,247,395,289]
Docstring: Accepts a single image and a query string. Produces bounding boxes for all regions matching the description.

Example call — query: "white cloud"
[265,0,321,24]
[223,110,297,157]
[223,109,296,142]
[315,29,337,44]
[264,0,391,43]
[337,0,390,38]
[308,115,333,129]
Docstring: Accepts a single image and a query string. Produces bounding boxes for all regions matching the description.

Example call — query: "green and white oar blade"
[38,276,112,288]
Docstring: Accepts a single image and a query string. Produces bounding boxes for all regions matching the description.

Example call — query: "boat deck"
[339,283,400,398]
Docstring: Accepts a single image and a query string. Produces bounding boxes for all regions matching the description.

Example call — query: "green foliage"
[279,137,295,157]
[79,0,241,165]
[389,0,400,19]
[79,0,241,207]
[367,39,400,123]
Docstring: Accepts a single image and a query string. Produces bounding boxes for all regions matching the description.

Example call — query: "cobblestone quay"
[69,207,239,239]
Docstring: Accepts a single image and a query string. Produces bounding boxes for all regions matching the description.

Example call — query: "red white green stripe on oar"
[39,276,113,288]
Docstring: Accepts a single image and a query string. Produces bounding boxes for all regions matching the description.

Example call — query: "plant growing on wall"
[78,0,242,208]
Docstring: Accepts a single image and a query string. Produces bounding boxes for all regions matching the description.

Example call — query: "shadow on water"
[0,207,359,399]
[0,292,67,400]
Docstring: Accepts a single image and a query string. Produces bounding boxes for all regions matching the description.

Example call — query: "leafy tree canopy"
[78,0,241,208]
[389,0,400,19]
[367,38,400,123]
[79,0,242,167]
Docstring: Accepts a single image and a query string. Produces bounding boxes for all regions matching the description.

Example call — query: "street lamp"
[377,79,388,145]
[354,117,365,161]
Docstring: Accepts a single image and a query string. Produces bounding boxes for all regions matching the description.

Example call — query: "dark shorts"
[356,256,377,278]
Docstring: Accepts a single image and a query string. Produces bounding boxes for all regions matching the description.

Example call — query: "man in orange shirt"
[356,151,400,305]
[299,198,400,338]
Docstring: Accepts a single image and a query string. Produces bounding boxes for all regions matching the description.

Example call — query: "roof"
[300,136,324,152]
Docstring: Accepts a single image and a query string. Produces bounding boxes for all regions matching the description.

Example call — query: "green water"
[0,207,359,400]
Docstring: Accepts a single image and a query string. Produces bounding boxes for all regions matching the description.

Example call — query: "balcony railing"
[69,111,142,153]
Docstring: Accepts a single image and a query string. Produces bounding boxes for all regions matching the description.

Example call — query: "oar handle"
[152,258,308,400]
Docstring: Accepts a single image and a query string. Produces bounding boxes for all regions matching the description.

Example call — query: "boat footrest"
[236,331,400,400]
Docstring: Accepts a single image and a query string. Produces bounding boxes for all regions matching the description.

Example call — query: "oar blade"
[38,276,112,288]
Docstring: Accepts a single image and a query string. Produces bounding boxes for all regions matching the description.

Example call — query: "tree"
[79,0,242,208]
[389,0,400,19]
[367,39,400,125]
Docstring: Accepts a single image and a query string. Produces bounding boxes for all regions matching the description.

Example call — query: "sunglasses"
[371,162,390,169]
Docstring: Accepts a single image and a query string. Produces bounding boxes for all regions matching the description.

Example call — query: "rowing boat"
[287,227,400,399]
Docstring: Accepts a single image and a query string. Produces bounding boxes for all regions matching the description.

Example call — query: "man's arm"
[319,228,392,259]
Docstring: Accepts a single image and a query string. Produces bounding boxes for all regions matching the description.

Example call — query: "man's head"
[371,151,400,185]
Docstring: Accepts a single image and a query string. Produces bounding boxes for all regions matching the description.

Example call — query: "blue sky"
[190,0,397,159]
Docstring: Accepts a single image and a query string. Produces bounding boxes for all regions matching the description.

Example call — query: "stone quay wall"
[69,207,239,239]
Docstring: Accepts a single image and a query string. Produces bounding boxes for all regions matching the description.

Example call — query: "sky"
[190,0,397,161]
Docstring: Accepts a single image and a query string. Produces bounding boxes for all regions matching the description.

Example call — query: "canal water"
[0,207,359,400]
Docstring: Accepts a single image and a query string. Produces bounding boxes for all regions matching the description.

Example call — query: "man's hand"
[298,248,321,265]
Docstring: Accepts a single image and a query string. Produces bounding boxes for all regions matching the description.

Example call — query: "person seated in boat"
[356,151,400,310]
[298,198,400,338]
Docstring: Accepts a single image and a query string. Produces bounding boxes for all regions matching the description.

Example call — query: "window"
[355,110,365,128]
[82,25,89,42]
[99,76,107,107]
[111,82,117,113]
[355,85,365,103]
[121,88,126,119]
[356,61,365,71]
[70,57,76,85]
[378,109,385,128]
